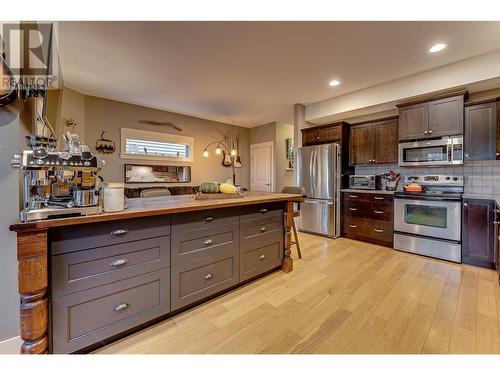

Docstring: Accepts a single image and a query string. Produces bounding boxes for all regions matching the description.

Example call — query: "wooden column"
[17,229,49,354]
[281,200,294,273]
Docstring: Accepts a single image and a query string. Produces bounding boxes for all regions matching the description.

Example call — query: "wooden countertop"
[9,192,303,232]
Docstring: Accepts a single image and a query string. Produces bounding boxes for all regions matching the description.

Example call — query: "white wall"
[305,51,500,124]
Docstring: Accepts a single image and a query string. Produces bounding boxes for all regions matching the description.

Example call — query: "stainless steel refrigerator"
[296,143,341,238]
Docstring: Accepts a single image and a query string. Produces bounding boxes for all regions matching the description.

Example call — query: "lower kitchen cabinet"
[462,198,496,268]
[49,204,287,353]
[342,192,394,247]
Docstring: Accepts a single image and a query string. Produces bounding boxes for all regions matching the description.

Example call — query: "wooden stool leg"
[292,220,302,259]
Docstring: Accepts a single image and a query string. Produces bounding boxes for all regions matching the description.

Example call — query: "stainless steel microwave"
[398,136,463,167]
[348,175,381,190]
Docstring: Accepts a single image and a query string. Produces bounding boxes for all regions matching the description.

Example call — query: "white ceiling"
[57,21,500,127]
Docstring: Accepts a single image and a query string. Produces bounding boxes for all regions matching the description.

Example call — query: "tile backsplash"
[354,160,500,196]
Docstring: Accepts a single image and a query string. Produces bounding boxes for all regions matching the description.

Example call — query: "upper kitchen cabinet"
[464,100,498,161]
[349,117,398,165]
[428,95,464,137]
[397,92,466,141]
[349,124,373,165]
[398,102,428,140]
[301,122,344,146]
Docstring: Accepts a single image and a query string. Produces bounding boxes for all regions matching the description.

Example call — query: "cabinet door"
[464,102,497,161]
[398,103,429,140]
[463,199,495,268]
[302,128,319,146]
[349,124,374,165]
[318,125,341,143]
[428,95,464,138]
[374,119,398,164]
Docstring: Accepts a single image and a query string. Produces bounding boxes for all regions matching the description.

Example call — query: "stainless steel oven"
[399,136,463,167]
[393,175,463,263]
[394,196,461,241]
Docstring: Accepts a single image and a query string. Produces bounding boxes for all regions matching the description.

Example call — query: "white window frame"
[120,127,194,162]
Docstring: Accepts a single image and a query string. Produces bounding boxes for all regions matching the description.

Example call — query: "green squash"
[200,182,220,193]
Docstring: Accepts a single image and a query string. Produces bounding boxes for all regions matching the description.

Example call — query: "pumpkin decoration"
[220,183,237,194]
[95,131,116,154]
[200,182,220,193]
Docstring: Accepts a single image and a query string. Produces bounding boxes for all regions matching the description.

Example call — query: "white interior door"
[250,142,273,192]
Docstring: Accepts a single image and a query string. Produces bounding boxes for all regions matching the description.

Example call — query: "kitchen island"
[9,192,303,354]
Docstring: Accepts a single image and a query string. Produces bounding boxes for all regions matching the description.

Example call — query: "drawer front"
[240,215,283,251]
[52,269,170,353]
[171,207,239,234]
[343,217,393,244]
[171,250,239,310]
[343,201,393,222]
[51,216,171,255]
[240,203,284,222]
[171,224,239,265]
[343,192,393,205]
[52,236,170,297]
[240,239,282,282]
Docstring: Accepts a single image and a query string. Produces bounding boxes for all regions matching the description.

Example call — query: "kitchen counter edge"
[9,193,304,232]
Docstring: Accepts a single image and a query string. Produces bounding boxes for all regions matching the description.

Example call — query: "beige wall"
[275,123,294,193]
[83,95,250,188]
[250,121,294,193]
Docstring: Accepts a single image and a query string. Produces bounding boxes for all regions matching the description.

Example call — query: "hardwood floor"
[96,233,500,354]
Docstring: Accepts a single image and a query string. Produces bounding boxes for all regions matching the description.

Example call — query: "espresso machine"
[11,132,104,221]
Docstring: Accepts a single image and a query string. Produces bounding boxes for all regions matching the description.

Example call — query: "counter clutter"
[9,192,303,354]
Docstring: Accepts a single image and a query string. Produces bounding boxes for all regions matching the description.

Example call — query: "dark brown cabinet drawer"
[50,216,171,255]
[52,236,170,297]
[52,269,170,353]
[240,203,284,222]
[171,250,239,310]
[343,192,393,205]
[171,224,239,265]
[171,207,239,234]
[343,202,393,222]
[240,240,282,282]
[343,217,393,245]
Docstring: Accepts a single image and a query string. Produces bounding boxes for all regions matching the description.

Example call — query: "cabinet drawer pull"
[349,224,357,228]
[373,210,384,214]
[203,239,214,246]
[259,254,266,260]
[111,229,128,236]
[204,216,214,222]
[494,221,500,225]
[204,273,214,280]
[114,303,129,312]
[424,130,428,134]
[260,208,268,214]
[348,208,357,211]
[349,195,358,198]
[260,227,267,232]
[374,229,384,233]
[428,130,433,134]
[373,197,384,200]
[110,258,129,267]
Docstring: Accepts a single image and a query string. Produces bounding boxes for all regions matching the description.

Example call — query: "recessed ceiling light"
[329,80,340,87]
[429,43,447,53]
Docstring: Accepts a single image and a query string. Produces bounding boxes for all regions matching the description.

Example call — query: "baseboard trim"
[0,336,21,354]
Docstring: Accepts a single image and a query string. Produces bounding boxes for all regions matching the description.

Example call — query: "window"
[120,128,194,162]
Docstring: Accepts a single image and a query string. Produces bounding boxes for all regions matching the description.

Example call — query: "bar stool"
[281,186,305,259]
